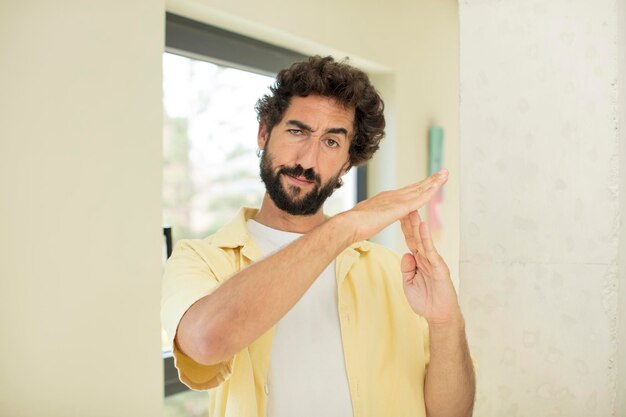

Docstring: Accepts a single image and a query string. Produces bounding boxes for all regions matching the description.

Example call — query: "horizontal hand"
[338,169,448,243]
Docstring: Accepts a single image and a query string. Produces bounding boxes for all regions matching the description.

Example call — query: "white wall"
[459,0,624,415]
[0,1,164,416]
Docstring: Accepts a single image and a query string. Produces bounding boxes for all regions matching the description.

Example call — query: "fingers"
[400,215,419,253]
[407,209,441,270]
[400,169,448,213]
[404,169,448,194]
[402,252,428,291]
[431,169,449,186]
[412,209,423,224]
[419,221,444,267]
[351,170,449,243]
[403,211,432,274]
[401,252,417,274]
[408,211,426,255]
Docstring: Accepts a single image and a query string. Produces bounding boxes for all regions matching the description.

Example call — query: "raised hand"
[400,210,461,325]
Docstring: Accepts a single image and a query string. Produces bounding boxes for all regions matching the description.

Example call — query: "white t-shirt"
[246,219,354,417]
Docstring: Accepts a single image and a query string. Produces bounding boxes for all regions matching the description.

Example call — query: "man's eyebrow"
[286,120,313,132]
[286,119,349,137]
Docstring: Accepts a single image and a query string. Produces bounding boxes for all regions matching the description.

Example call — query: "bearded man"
[161,56,475,417]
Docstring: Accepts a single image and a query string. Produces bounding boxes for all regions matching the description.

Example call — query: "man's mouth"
[285,173,314,186]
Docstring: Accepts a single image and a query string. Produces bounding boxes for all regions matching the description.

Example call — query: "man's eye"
[325,139,339,148]
[287,129,302,135]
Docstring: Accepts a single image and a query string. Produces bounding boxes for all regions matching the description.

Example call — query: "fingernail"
[437,169,448,178]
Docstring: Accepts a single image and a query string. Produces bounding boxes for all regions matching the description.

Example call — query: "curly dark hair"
[255,55,385,168]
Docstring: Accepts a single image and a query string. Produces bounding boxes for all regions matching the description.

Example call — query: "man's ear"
[340,160,352,177]
[257,123,269,150]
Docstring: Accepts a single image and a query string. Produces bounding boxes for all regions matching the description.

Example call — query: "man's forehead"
[281,95,355,130]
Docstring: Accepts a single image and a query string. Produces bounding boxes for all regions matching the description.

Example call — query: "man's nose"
[294,138,320,170]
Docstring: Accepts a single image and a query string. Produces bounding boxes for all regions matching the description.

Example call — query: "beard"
[259,151,343,216]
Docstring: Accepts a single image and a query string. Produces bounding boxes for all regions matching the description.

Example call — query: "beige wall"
[0,1,164,416]
[0,0,459,415]
[459,0,625,415]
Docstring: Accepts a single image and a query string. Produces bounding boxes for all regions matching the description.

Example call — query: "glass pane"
[163,52,270,241]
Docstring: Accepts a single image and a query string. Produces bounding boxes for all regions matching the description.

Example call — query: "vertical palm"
[400,211,460,324]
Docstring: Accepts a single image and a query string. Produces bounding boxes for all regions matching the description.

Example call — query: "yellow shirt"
[161,208,430,417]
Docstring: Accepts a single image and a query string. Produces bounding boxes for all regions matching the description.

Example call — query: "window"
[162,53,272,242]
[161,12,367,414]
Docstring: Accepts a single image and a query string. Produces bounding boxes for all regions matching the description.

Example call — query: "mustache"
[278,165,320,185]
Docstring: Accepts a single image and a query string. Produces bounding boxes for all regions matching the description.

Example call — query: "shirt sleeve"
[161,239,235,390]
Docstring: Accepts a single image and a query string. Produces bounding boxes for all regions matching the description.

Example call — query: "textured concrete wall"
[617,0,626,414]
[459,0,623,415]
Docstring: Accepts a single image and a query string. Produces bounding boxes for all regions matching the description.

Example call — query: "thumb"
[401,253,417,278]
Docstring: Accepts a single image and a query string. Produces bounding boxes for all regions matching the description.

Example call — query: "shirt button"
[264,384,269,395]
